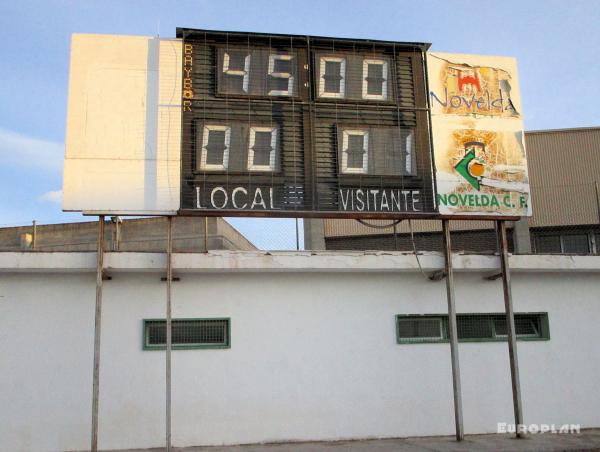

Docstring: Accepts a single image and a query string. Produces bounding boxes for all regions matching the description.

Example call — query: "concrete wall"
[1,252,600,451]
[0,217,256,252]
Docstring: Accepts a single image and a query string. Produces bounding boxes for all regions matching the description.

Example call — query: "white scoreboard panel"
[63,34,182,215]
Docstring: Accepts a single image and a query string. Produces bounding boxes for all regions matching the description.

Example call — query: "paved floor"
[115,429,600,451]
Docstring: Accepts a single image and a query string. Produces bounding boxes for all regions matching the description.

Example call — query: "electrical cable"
[408,219,429,279]
[355,218,430,280]
[356,219,401,229]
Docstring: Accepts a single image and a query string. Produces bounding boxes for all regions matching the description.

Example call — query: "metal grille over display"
[178,29,435,218]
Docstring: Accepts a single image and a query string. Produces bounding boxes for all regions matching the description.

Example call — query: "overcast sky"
[1,0,599,247]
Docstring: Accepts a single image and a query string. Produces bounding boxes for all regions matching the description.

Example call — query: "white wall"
[1,253,600,451]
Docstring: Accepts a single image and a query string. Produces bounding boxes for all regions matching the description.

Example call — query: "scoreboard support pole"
[91,216,105,452]
[498,220,525,438]
[204,216,209,252]
[166,216,173,451]
[441,219,464,441]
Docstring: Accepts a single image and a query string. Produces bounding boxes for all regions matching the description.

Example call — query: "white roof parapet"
[0,251,600,274]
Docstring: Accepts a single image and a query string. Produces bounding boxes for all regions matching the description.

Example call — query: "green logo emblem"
[455,149,482,190]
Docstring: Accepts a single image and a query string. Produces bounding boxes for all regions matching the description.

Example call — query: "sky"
[0,0,599,248]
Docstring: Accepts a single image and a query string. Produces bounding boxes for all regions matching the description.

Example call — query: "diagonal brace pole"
[498,220,525,438]
[91,216,105,452]
[442,219,464,441]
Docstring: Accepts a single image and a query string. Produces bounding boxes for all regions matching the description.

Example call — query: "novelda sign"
[62,31,530,219]
[427,52,532,217]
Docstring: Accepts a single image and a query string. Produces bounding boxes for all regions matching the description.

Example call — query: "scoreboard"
[62,30,530,219]
[177,29,435,218]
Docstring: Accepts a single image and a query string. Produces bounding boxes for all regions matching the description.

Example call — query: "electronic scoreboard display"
[177,28,435,218]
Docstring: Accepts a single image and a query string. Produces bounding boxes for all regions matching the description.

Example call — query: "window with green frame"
[143,318,230,350]
[396,313,549,344]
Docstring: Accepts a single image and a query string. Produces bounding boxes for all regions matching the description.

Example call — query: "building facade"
[1,252,600,451]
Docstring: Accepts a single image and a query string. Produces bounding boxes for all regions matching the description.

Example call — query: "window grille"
[143,318,230,350]
[396,313,549,344]
[561,234,590,254]
[397,317,444,340]
[534,232,594,254]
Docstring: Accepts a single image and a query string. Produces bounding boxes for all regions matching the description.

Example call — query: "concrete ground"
[115,429,600,451]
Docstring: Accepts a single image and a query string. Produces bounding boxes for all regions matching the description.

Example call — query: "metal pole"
[295,218,300,251]
[594,181,600,224]
[442,219,464,441]
[494,221,500,255]
[91,216,105,452]
[596,182,600,254]
[204,217,208,252]
[166,216,173,451]
[498,220,524,438]
[114,216,121,251]
[32,220,37,250]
